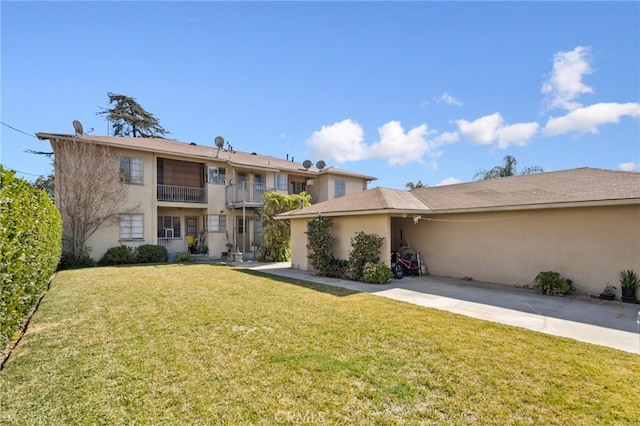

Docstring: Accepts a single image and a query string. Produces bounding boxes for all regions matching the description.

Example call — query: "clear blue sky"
[2,1,639,189]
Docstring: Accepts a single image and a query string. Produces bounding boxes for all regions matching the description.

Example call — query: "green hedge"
[135,244,168,264]
[0,166,62,346]
[98,244,168,266]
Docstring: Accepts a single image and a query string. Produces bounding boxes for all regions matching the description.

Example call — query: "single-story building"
[279,167,640,297]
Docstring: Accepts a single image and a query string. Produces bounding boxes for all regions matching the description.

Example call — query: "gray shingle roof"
[412,167,640,212]
[279,187,428,217]
[281,168,640,218]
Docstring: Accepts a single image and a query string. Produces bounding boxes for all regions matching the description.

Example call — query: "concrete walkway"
[239,261,640,354]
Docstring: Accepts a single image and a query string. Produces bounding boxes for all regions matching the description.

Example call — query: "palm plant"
[405,180,425,190]
[474,155,543,181]
[618,269,639,289]
[619,269,639,303]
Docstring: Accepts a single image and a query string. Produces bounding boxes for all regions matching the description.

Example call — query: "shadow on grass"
[235,268,361,298]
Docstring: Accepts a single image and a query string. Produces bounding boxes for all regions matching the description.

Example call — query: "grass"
[1,264,638,425]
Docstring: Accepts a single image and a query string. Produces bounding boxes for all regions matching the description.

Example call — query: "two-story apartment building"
[36,133,376,261]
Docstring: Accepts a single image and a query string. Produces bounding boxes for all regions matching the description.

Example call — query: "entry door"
[186,217,198,251]
[186,217,198,237]
[237,217,248,252]
[237,172,249,202]
[254,173,264,200]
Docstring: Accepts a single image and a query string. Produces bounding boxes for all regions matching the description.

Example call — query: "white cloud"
[435,92,464,106]
[436,177,461,186]
[307,119,458,166]
[456,113,539,148]
[544,102,640,136]
[542,46,593,111]
[306,119,367,163]
[619,162,638,171]
[497,122,539,148]
[455,113,504,144]
[431,131,459,146]
[369,121,430,166]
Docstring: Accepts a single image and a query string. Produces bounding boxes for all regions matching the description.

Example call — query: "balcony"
[157,184,206,204]
[226,182,270,207]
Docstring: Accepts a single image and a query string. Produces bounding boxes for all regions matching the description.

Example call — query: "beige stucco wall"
[65,147,156,261]
[290,214,392,271]
[311,175,330,203]
[393,205,640,296]
[290,219,309,270]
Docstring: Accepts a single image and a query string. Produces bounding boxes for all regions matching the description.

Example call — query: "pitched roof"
[35,133,376,180]
[280,168,640,218]
[279,187,429,217]
[412,167,640,212]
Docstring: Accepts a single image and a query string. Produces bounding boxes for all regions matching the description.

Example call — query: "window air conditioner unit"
[306,179,314,186]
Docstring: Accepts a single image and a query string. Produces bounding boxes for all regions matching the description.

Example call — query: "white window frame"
[207,214,227,232]
[335,179,346,198]
[120,214,144,240]
[208,166,226,184]
[120,156,143,184]
[275,173,287,191]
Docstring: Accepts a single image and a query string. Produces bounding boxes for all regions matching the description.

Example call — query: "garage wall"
[403,205,640,295]
[290,214,392,271]
[290,219,309,270]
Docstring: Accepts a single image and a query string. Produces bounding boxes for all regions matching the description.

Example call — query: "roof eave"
[427,198,640,214]
[276,207,431,220]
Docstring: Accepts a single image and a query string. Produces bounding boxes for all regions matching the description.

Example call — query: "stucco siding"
[331,215,389,261]
[290,219,309,270]
[290,214,392,270]
[409,205,640,295]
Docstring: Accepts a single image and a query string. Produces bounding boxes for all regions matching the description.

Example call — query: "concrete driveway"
[244,262,640,354]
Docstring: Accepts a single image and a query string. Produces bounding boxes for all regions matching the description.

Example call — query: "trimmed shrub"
[362,262,394,284]
[326,258,348,279]
[0,167,62,346]
[534,271,573,296]
[136,244,168,264]
[58,250,96,270]
[98,245,135,266]
[346,232,385,281]
[306,216,337,276]
[175,251,195,263]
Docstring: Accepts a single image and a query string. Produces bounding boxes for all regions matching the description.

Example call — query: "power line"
[10,169,43,177]
[1,121,37,138]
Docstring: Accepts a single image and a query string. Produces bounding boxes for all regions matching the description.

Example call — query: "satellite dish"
[214,136,225,148]
[72,120,84,135]
[302,160,313,169]
[316,160,326,170]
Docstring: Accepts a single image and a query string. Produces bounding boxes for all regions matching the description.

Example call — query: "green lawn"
[1,265,638,425]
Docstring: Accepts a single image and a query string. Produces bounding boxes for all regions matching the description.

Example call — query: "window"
[208,166,226,184]
[207,215,227,232]
[158,216,181,238]
[120,214,143,240]
[238,218,246,234]
[290,181,306,194]
[120,157,143,184]
[275,173,287,191]
[335,179,346,198]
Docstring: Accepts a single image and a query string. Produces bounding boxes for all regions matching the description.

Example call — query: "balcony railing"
[226,182,270,206]
[157,184,206,203]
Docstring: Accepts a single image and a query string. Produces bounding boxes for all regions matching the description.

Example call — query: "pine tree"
[98,92,168,138]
